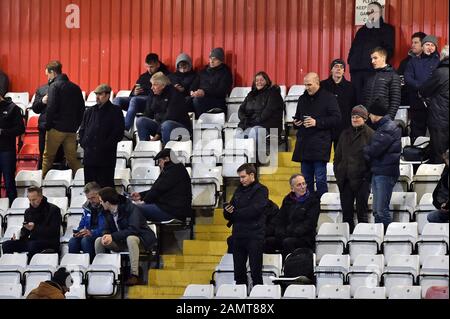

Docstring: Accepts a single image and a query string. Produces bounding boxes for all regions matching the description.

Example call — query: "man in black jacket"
[224,164,269,287]
[0,94,25,203]
[41,61,85,177]
[95,187,156,286]
[168,53,197,98]
[427,150,449,223]
[321,59,356,148]
[2,186,62,259]
[130,148,192,222]
[190,47,233,118]
[0,68,9,97]
[292,73,341,198]
[363,47,401,120]
[347,1,395,104]
[78,84,124,188]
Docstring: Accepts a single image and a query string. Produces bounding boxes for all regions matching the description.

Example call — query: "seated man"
[427,150,449,223]
[68,182,106,261]
[131,148,192,223]
[95,187,156,286]
[272,174,320,258]
[2,186,62,259]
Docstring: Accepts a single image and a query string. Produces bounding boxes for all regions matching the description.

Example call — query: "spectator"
[427,150,449,223]
[270,174,320,258]
[190,47,233,117]
[292,72,341,198]
[2,186,62,259]
[334,105,374,233]
[223,164,269,287]
[95,187,156,286]
[363,47,401,120]
[78,84,124,187]
[237,71,284,140]
[348,1,395,103]
[405,35,440,142]
[397,31,427,105]
[419,45,449,164]
[27,267,73,299]
[131,148,192,222]
[0,67,9,97]
[321,59,356,148]
[168,53,197,98]
[113,53,170,132]
[41,61,85,177]
[68,182,106,261]
[363,98,401,229]
[0,94,25,203]
[136,72,191,144]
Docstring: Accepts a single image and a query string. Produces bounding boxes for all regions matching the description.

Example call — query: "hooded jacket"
[26,281,66,299]
[0,97,25,152]
[75,201,106,238]
[168,53,197,96]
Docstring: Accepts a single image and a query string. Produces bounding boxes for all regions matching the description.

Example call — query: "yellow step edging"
[149,269,212,286]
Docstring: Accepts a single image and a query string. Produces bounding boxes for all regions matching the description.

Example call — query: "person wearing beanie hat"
[334,105,374,232]
[321,58,356,149]
[405,34,440,142]
[169,53,197,97]
[190,47,233,117]
[27,267,73,299]
[363,98,401,229]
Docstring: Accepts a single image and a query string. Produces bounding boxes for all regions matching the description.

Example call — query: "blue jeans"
[427,210,449,223]
[138,204,174,222]
[68,236,97,261]
[192,96,226,118]
[301,161,327,198]
[0,151,17,203]
[136,118,189,144]
[371,175,397,229]
[113,95,149,130]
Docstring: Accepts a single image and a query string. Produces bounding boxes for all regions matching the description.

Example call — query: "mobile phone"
[223,202,230,208]
[303,115,311,120]
[292,116,299,120]
[73,229,80,234]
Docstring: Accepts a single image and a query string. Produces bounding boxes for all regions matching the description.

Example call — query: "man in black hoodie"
[130,148,192,222]
[0,94,25,203]
[41,61,85,177]
[2,186,62,259]
[224,164,269,287]
[0,68,9,97]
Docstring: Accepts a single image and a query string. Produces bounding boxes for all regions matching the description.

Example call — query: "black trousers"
[2,239,59,260]
[233,237,264,286]
[84,164,115,188]
[409,107,428,142]
[338,179,370,233]
[350,70,375,105]
[429,128,449,164]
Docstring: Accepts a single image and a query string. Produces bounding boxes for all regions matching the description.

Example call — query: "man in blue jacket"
[68,182,105,261]
[363,98,401,229]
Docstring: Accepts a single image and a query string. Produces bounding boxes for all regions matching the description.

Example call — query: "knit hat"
[209,47,225,62]
[175,53,193,69]
[422,35,438,47]
[368,98,388,116]
[351,105,369,120]
[52,267,73,289]
[330,59,346,70]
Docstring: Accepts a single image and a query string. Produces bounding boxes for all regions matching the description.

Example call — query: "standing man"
[0,67,9,97]
[363,47,401,120]
[348,1,395,104]
[321,59,356,148]
[292,73,341,198]
[223,164,269,288]
[0,94,25,203]
[78,84,124,188]
[41,61,85,177]
[363,99,401,229]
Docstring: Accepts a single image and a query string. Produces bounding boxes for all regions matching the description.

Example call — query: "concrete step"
[183,240,228,256]
[278,152,297,167]
[163,262,219,270]
[265,180,291,196]
[213,209,228,225]
[149,269,212,287]
[162,255,222,267]
[195,232,231,241]
[128,286,185,299]
[269,195,284,207]
[260,174,296,181]
[195,224,231,234]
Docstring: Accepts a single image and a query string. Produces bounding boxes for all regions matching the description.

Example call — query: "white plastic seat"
[347,254,384,297]
[47,197,68,218]
[86,253,121,296]
[85,91,97,107]
[117,141,133,163]
[319,193,342,224]
[317,284,351,299]
[72,168,85,186]
[69,196,86,215]
[114,168,131,192]
[416,223,449,265]
[114,90,132,98]
[5,92,29,114]
[15,170,42,197]
[192,138,223,166]
[414,193,435,234]
[0,198,9,223]
[128,166,160,193]
[401,136,411,149]
[212,254,239,294]
[215,284,247,299]
[348,223,384,264]
[43,169,73,197]
[60,214,83,252]
[191,166,222,209]
[284,85,305,125]
[226,87,251,103]
[261,254,283,285]
[195,112,225,131]
[0,253,28,285]
[0,283,23,299]
[389,192,416,222]
[382,222,418,265]
[315,222,349,263]
[59,253,90,286]
[388,285,421,299]
[182,284,214,299]
[412,164,446,203]
[165,140,192,164]
[6,197,29,215]
[314,254,350,295]
[354,286,386,299]
[394,164,413,192]
[65,284,86,299]
[130,141,162,168]
[381,254,420,297]
[248,284,281,299]
[418,255,449,298]
[395,108,408,129]
[222,138,256,177]
[24,253,59,297]
[282,284,316,299]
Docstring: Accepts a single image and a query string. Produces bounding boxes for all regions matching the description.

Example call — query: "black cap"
[330,59,346,70]
[154,148,173,161]
[368,98,388,116]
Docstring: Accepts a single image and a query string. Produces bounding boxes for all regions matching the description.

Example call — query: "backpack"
[282,247,314,281]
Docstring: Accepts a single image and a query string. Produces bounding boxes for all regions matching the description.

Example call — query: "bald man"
[292,73,341,198]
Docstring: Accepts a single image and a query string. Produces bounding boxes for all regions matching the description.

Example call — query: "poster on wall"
[355,0,386,25]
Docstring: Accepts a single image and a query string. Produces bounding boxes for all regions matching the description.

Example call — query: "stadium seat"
[282,284,316,299]
[348,223,384,264]
[354,286,386,299]
[42,169,72,197]
[116,141,133,169]
[192,138,223,167]
[86,253,121,297]
[15,170,42,197]
[127,166,160,193]
[381,254,419,297]
[222,138,256,178]
[24,253,59,297]
[0,253,28,287]
[130,141,162,169]
[325,163,338,193]
[319,193,342,224]
[317,284,350,299]
[248,284,281,299]
[314,254,350,296]
[414,193,435,234]
[115,90,132,98]
[411,164,446,204]
[416,223,449,265]
[389,192,416,222]
[0,283,23,299]
[5,92,29,115]
[65,284,86,299]
[182,284,214,299]
[418,255,449,298]
[315,222,349,263]
[394,164,413,192]
[85,91,97,107]
[261,254,283,284]
[388,285,421,299]
[191,166,222,209]
[165,140,192,165]
[211,254,238,294]
[215,284,247,299]
[59,253,90,286]
[382,222,418,265]
[347,254,384,297]
[114,168,131,193]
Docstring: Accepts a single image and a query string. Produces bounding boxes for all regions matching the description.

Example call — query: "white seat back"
[282,284,316,299]
[215,284,247,299]
[182,284,214,299]
[249,284,281,299]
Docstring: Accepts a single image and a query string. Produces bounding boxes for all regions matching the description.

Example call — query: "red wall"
[0,0,448,95]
